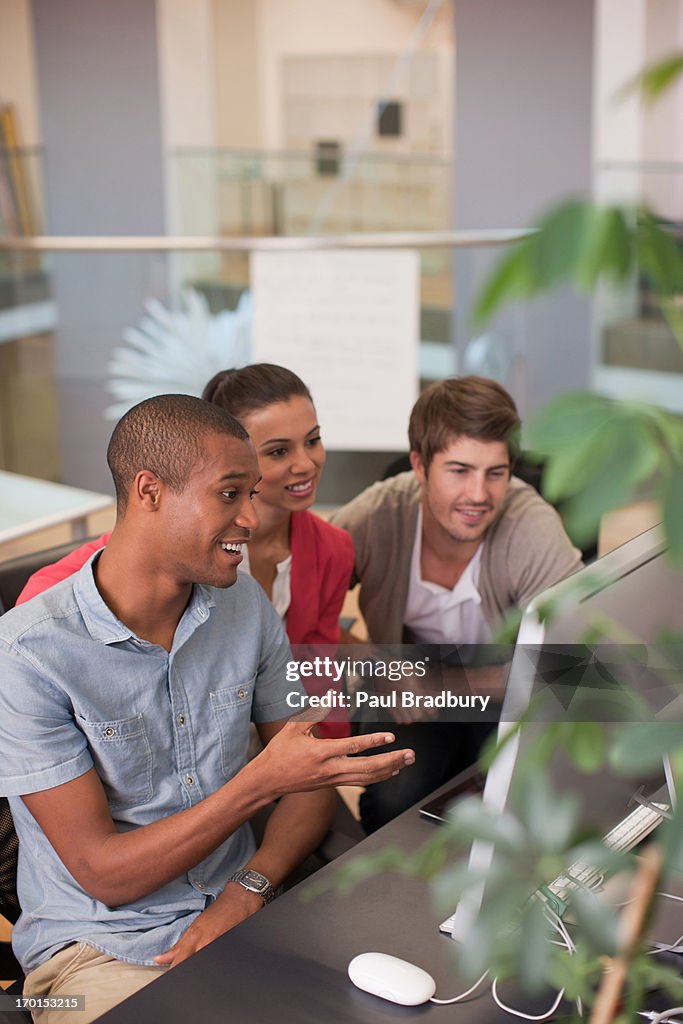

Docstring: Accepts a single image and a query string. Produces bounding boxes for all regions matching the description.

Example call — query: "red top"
[17,510,355,737]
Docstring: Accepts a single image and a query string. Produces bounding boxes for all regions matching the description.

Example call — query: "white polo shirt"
[403,507,492,645]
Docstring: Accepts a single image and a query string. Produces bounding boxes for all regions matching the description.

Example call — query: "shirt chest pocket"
[209,679,254,780]
[77,712,154,811]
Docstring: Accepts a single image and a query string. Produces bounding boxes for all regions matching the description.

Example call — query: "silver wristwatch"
[229,867,275,905]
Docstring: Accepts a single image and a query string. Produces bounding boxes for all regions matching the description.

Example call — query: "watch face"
[242,870,267,891]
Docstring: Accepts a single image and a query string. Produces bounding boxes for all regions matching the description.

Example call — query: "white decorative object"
[106,288,252,419]
[463,333,510,382]
[251,250,419,451]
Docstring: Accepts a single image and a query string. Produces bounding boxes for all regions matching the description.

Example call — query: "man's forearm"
[242,789,336,890]
[23,714,414,908]
[25,755,280,909]
[152,790,337,969]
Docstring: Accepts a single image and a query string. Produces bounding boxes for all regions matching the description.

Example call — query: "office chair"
[0,798,32,1024]
[0,544,83,1022]
[0,537,102,615]
[0,798,20,970]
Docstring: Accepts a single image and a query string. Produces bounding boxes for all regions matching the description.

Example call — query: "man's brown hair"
[408,375,521,471]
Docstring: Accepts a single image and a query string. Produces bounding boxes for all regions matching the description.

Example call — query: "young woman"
[17,364,355,736]
[201,365,354,650]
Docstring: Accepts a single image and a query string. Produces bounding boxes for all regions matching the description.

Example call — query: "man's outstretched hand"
[255,698,415,797]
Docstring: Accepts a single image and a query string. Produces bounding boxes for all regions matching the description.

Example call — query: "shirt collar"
[412,506,484,604]
[73,552,216,645]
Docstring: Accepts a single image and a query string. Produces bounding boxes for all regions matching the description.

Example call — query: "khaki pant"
[23,943,166,1024]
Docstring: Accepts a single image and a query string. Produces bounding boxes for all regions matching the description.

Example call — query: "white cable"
[658,892,683,903]
[481,906,576,1021]
[648,933,683,955]
[648,893,683,954]
[429,970,489,1004]
[543,905,583,1017]
[491,977,566,1021]
[543,906,576,955]
[644,1006,683,1024]
[430,898,584,1017]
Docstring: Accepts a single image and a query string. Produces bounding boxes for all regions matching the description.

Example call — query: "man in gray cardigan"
[331,376,582,833]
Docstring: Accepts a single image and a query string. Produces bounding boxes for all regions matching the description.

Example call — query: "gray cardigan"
[330,472,582,643]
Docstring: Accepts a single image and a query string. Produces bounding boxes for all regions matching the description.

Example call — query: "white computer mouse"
[348,951,437,1006]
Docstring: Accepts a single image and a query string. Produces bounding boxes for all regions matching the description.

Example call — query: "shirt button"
[177,714,185,726]
[105,727,115,737]
[185,775,194,785]
[196,881,205,889]
[238,688,247,700]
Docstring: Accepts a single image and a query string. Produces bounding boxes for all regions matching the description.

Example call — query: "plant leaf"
[619,52,683,104]
[530,199,594,290]
[471,237,535,325]
[472,200,638,325]
[515,773,579,853]
[570,888,619,956]
[556,417,659,545]
[609,723,683,774]
[637,210,683,298]
[661,461,683,563]
[564,722,606,772]
[575,206,634,289]
[527,392,614,462]
[519,896,551,992]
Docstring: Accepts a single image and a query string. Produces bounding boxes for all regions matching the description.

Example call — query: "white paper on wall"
[251,249,419,450]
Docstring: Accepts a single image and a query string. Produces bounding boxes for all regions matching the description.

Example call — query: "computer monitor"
[447,524,681,942]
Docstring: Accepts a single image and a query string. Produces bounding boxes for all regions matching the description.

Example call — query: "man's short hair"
[408,375,521,471]
[107,394,249,512]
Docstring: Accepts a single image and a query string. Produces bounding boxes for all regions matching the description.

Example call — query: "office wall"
[31,0,168,492]
[252,0,453,153]
[453,0,594,419]
[211,0,261,150]
[642,0,683,213]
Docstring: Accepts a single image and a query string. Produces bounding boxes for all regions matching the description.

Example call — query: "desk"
[99,791,484,1024]
[97,774,683,1024]
[0,472,113,547]
[98,780,683,1024]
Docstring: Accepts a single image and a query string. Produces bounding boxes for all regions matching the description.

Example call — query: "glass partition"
[170,147,451,236]
[593,161,683,411]
[168,147,453,318]
[0,233,531,503]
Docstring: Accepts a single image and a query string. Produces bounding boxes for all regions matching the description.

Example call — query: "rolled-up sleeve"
[0,641,93,795]
[250,593,306,722]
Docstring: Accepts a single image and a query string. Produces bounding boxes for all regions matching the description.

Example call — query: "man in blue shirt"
[0,395,414,1023]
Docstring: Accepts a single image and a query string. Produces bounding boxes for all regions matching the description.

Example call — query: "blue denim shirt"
[0,554,300,971]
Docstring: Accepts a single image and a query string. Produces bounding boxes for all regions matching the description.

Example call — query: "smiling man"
[0,395,414,1024]
[330,376,582,832]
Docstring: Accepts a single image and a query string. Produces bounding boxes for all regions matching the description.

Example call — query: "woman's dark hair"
[202,364,312,420]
